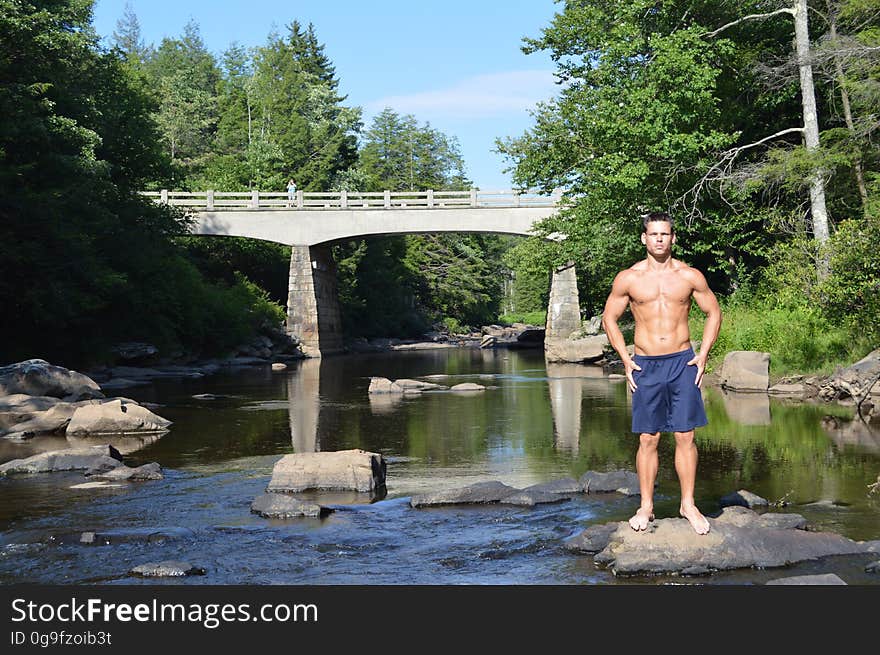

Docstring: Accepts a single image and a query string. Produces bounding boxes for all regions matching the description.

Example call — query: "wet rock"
[864,561,880,573]
[368,377,404,394]
[765,574,847,585]
[0,445,122,476]
[267,449,386,493]
[450,383,485,392]
[66,399,172,435]
[50,527,195,546]
[523,478,582,495]
[191,393,229,400]
[129,561,206,577]
[271,363,287,371]
[393,379,446,391]
[91,462,163,481]
[719,489,769,509]
[579,470,640,494]
[410,481,518,507]
[69,481,124,489]
[0,359,104,401]
[719,351,770,392]
[589,517,867,576]
[251,493,330,518]
[564,523,618,553]
[500,490,570,507]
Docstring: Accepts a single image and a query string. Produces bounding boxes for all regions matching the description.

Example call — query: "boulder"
[267,449,386,493]
[450,383,485,392]
[410,480,571,508]
[250,493,329,518]
[544,335,609,364]
[0,359,104,401]
[410,481,518,507]
[523,478,582,495]
[719,489,769,509]
[0,396,84,438]
[129,561,206,577]
[714,506,807,530]
[0,445,122,476]
[579,470,640,494]
[865,561,880,574]
[66,399,172,435]
[91,462,163,481]
[765,574,847,585]
[719,351,770,392]
[496,490,570,507]
[564,523,619,553]
[368,377,404,394]
[271,363,287,371]
[393,379,446,391]
[589,516,867,576]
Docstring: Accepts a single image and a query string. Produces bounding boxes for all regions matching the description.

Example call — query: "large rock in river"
[544,335,608,364]
[719,351,770,392]
[267,449,386,493]
[0,359,104,401]
[0,445,122,476]
[410,480,569,508]
[568,506,868,576]
[66,399,171,435]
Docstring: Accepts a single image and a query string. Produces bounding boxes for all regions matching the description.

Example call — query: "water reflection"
[821,415,880,453]
[718,389,771,425]
[287,358,320,453]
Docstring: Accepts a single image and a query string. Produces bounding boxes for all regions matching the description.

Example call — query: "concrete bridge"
[145,189,582,357]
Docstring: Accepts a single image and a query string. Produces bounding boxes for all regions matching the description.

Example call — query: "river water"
[1,348,878,585]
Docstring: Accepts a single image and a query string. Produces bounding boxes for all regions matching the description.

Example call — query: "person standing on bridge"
[286,178,297,207]
[601,212,722,535]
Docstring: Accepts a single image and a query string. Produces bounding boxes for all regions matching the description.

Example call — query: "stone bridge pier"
[286,245,344,357]
[287,249,582,360]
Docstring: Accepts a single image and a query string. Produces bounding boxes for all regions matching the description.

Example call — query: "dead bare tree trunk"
[827,2,870,210]
[794,0,831,255]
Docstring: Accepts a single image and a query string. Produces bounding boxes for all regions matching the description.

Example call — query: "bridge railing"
[139,189,563,210]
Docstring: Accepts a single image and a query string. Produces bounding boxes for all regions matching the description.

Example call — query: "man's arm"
[688,268,722,386]
[602,270,641,391]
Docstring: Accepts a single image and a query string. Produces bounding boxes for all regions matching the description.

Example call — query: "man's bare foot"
[679,505,710,535]
[629,507,654,531]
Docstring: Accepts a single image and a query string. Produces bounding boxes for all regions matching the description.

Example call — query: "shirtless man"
[601,212,722,535]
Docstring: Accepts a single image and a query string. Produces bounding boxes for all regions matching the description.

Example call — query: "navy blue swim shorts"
[631,347,708,434]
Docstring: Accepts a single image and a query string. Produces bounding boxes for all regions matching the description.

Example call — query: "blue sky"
[91,0,564,190]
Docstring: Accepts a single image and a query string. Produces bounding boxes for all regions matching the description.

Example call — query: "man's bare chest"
[628,274,693,307]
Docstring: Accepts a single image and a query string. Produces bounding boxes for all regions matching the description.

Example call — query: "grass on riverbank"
[498,310,547,326]
[690,298,875,377]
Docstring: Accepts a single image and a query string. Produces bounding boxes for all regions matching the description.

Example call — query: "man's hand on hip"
[687,353,708,387]
[624,358,642,393]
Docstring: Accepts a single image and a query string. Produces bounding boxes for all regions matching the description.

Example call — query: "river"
[1,348,878,584]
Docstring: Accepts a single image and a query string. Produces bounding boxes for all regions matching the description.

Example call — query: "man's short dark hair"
[642,212,674,233]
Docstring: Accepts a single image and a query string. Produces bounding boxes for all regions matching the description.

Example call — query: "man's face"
[641,220,675,256]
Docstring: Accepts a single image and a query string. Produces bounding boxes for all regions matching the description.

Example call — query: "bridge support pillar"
[545,261,581,340]
[286,245,344,358]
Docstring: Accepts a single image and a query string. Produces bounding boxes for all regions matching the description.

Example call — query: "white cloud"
[366,70,558,120]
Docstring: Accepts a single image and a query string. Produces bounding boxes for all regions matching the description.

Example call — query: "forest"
[1,0,877,373]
